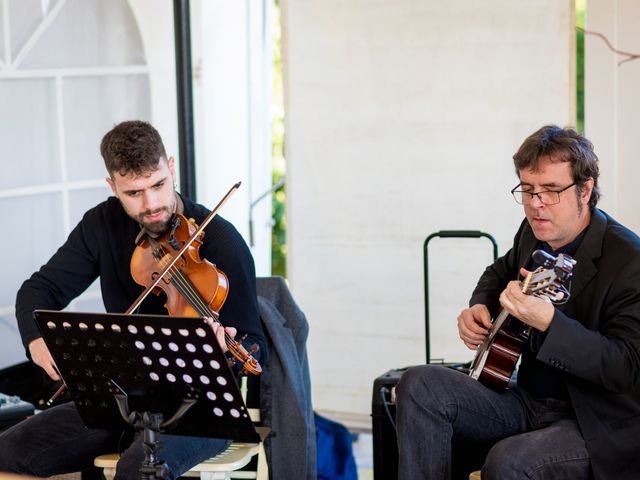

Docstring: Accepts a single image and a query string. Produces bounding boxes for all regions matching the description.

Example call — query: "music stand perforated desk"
[33,310,260,444]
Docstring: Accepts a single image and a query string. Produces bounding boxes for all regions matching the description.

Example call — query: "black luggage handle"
[423,230,498,363]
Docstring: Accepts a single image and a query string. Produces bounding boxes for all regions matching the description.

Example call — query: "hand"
[457,304,492,350]
[499,267,555,331]
[205,318,237,353]
[28,337,60,381]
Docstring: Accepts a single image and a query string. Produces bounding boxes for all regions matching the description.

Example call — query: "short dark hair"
[100,120,167,177]
[513,125,600,209]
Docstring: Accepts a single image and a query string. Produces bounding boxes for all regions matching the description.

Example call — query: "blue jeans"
[0,401,230,479]
[395,365,591,480]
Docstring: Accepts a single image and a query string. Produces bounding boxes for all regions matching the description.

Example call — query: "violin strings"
[172,274,255,367]
[154,245,238,347]
[170,269,237,346]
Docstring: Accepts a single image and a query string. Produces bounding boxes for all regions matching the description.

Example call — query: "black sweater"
[16,195,266,362]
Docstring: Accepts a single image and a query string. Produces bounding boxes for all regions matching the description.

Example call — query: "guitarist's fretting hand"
[457,304,493,350]
[499,267,555,332]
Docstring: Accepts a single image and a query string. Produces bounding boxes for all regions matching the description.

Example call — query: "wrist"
[536,303,555,332]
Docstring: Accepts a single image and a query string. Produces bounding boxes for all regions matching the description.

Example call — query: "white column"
[193,0,274,275]
[585,0,640,233]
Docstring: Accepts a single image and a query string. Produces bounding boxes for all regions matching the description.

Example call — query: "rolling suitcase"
[372,230,497,480]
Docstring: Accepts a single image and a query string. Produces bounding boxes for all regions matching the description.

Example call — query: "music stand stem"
[114,392,197,479]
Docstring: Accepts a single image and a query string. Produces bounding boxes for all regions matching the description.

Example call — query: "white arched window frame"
[0,0,275,369]
[0,0,152,368]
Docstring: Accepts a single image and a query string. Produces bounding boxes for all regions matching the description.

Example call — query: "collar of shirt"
[541,226,589,258]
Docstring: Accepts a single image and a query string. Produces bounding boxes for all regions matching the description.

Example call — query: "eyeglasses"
[510,183,576,205]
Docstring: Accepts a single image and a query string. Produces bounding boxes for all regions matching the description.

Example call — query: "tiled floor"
[353,432,374,479]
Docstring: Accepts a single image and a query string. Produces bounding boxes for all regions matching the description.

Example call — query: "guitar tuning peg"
[248,343,260,354]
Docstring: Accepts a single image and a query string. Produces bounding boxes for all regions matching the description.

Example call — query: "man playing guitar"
[396,125,640,480]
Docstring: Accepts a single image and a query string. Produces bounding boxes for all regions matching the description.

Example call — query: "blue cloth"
[315,413,357,480]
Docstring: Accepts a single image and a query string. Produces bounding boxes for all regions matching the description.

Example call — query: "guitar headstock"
[521,250,577,304]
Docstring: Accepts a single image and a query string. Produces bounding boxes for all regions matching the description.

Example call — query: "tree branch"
[577,26,640,66]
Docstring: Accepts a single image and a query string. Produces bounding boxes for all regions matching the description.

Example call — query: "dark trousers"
[395,365,591,480]
[0,401,230,479]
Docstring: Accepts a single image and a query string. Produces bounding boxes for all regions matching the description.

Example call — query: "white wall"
[585,0,640,234]
[283,0,575,415]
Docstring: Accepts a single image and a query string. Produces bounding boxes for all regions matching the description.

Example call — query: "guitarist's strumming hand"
[457,304,492,350]
[499,267,555,332]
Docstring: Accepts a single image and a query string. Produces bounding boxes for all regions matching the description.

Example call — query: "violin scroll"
[228,338,262,375]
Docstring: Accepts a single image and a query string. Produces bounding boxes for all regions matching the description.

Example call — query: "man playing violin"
[396,125,640,479]
[0,120,266,479]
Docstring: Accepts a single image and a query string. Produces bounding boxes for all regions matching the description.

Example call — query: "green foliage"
[271,172,286,277]
[271,0,287,278]
[576,0,585,131]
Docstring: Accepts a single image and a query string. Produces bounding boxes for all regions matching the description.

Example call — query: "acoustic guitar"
[468,250,576,392]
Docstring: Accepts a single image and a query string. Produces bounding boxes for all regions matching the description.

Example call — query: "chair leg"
[103,467,116,480]
[256,443,268,480]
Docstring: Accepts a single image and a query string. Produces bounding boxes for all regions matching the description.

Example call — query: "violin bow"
[125,181,241,314]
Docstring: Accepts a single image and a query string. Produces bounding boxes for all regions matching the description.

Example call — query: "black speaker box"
[371,367,406,480]
[372,364,471,480]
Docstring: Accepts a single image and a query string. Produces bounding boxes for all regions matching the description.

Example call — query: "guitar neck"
[487,309,509,341]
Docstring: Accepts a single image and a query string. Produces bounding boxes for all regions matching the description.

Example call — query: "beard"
[137,207,173,235]
[130,193,178,236]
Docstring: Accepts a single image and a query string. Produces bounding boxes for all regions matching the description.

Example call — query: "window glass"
[0,78,60,189]
[0,193,65,307]
[19,0,144,69]
[9,0,62,60]
[64,75,151,182]
[0,312,26,365]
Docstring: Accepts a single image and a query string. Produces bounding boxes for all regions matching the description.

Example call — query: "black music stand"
[34,310,260,479]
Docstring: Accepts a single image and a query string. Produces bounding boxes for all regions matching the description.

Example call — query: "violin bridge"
[156,254,175,281]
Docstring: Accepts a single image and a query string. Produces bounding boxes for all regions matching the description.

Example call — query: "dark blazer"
[256,276,317,480]
[470,209,640,480]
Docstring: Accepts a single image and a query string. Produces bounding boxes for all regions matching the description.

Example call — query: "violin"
[129,212,261,375]
[126,182,261,376]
